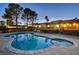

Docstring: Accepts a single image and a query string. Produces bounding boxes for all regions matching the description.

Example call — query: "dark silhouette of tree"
[22,8,38,27]
[2,8,13,25]
[30,11,38,27]
[45,16,49,22]
[0,21,5,26]
[45,16,49,28]
[0,21,8,33]
[73,17,78,20]
[2,7,13,18]
[6,19,14,26]
[2,3,23,28]
[22,8,31,27]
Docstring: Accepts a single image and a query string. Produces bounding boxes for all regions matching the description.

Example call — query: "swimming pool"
[5,32,74,51]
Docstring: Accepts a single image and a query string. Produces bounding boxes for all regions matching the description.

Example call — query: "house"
[33,19,79,31]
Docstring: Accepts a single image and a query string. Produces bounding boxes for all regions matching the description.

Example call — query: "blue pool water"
[5,32,74,50]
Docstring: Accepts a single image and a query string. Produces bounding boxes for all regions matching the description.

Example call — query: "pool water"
[5,32,74,50]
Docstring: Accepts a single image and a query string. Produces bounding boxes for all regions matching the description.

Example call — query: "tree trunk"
[27,18,28,28]
[16,16,18,29]
[32,19,34,27]
[32,21,33,27]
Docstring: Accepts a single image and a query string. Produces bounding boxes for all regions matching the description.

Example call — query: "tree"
[0,21,5,26]
[0,21,8,33]
[22,8,38,27]
[45,16,49,28]
[30,11,38,27]
[45,16,49,22]
[2,7,13,18]
[2,8,13,25]
[3,3,23,28]
[22,8,31,27]
[73,17,78,20]
[6,19,14,26]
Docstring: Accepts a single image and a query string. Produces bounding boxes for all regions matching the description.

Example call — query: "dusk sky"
[0,3,79,24]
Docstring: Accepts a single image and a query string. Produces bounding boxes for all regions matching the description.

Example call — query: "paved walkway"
[0,32,79,55]
[0,37,15,55]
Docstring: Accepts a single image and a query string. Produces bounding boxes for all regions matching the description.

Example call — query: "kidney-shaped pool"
[5,32,74,50]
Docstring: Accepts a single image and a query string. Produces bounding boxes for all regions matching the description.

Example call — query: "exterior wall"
[60,23,79,30]
[7,25,26,28]
[34,20,79,30]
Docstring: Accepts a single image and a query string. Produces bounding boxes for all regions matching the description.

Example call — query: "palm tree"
[3,3,23,28]
[73,17,78,20]
[22,8,31,27]
[45,16,49,22]
[45,16,49,28]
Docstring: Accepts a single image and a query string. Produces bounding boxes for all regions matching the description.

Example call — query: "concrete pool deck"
[0,32,79,55]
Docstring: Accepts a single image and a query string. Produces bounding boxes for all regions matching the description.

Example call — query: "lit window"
[69,24,72,26]
[47,25,50,27]
[73,23,77,26]
[39,25,41,28]
[63,25,67,27]
[56,25,59,28]
[35,25,38,27]
[66,23,69,26]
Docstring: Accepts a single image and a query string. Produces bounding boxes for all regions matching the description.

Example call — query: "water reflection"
[10,33,73,50]
[45,38,49,43]
[12,33,38,50]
